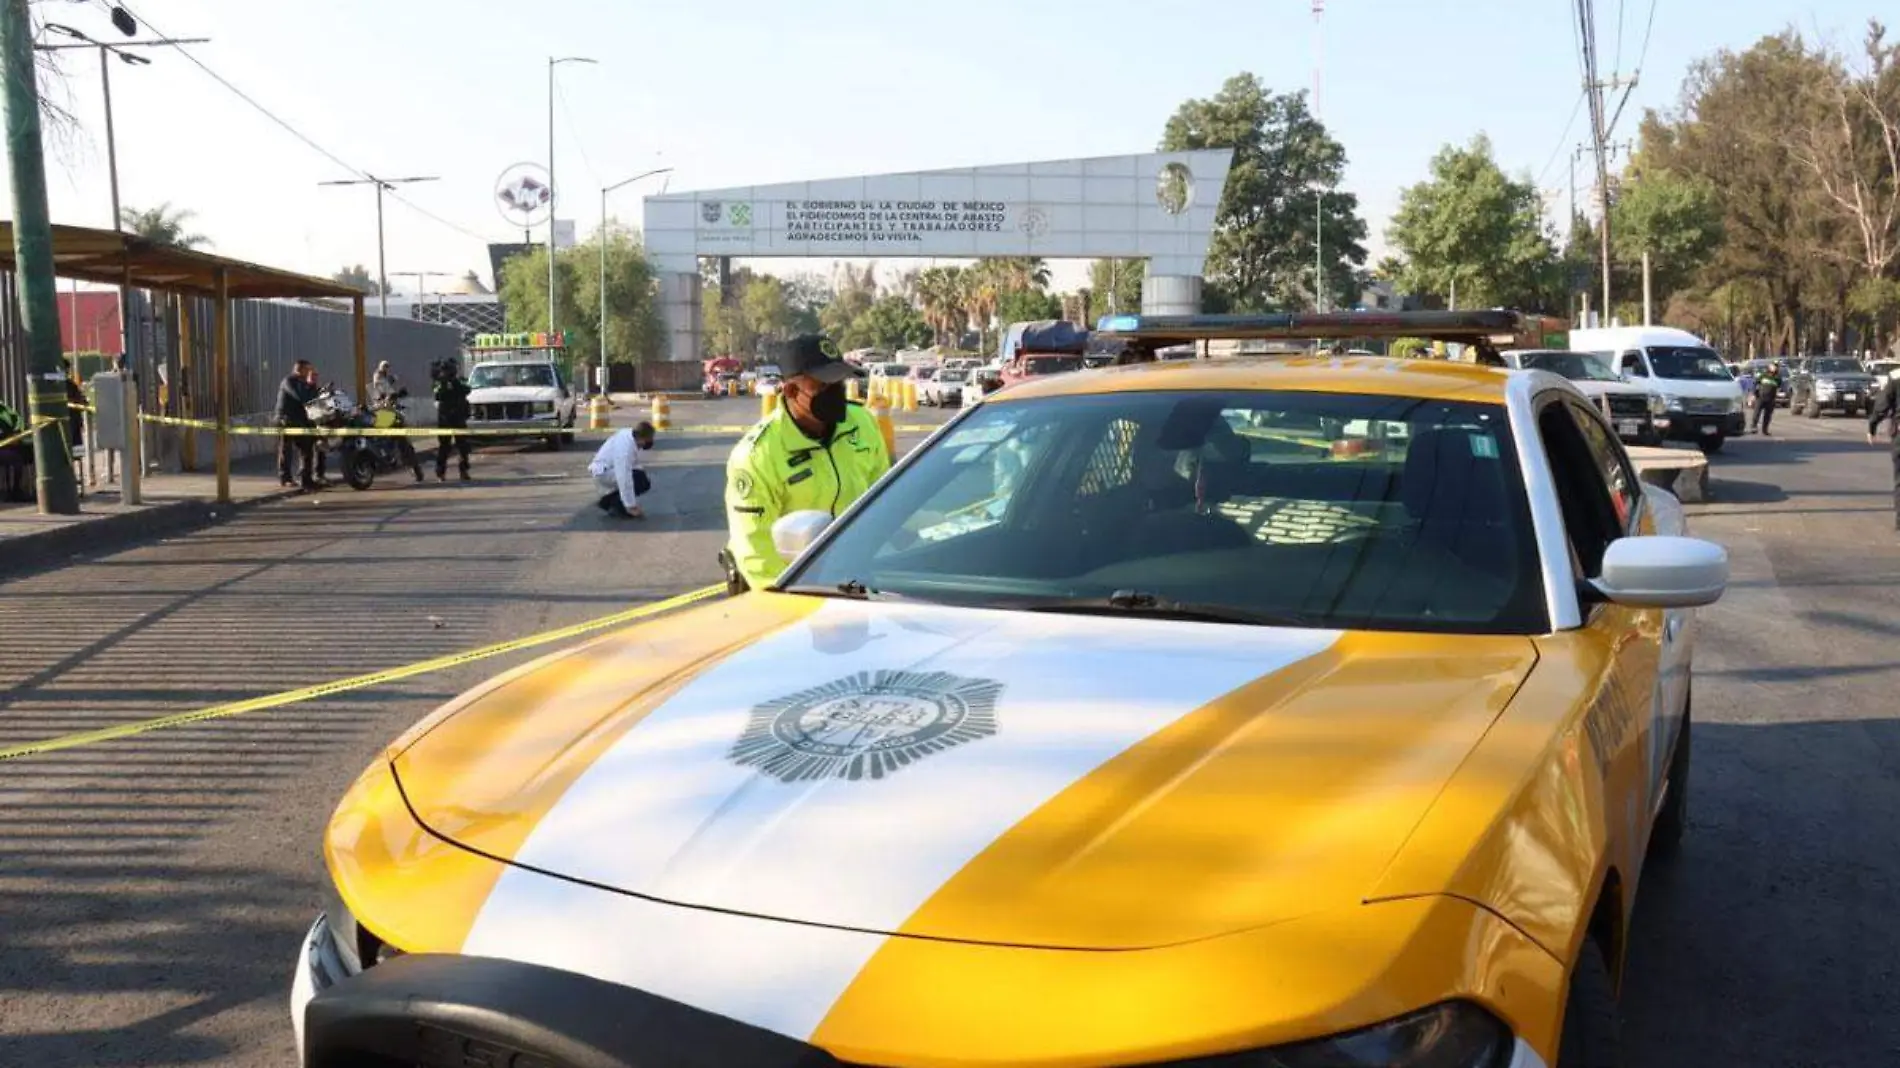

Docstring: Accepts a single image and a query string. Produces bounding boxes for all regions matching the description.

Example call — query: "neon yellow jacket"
[724,402,890,588]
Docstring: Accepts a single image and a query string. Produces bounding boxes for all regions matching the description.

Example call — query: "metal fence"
[126,290,462,469]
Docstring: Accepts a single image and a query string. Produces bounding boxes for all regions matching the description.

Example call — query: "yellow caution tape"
[0,415,59,451]
[0,583,724,762]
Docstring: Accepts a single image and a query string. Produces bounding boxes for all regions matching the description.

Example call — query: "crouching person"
[589,420,655,518]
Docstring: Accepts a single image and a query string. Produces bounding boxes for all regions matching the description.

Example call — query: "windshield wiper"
[1007,589,1319,628]
[778,579,899,602]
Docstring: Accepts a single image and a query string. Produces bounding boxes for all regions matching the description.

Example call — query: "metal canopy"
[0,222,363,300]
[1095,310,1533,344]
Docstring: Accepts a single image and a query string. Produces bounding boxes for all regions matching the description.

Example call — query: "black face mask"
[808,381,848,426]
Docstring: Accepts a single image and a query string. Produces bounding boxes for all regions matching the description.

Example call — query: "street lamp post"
[36,26,211,230]
[599,168,673,377]
[547,56,597,338]
[318,175,439,317]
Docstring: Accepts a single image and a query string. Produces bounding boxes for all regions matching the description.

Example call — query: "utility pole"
[35,26,210,230]
[547,56,597,337]
[3,0,79,513]
[318,175,439,317]
[1577,0,1614,318]
[1311,0,1326,312]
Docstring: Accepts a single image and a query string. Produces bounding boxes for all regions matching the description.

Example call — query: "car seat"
[1400,428,1516,572]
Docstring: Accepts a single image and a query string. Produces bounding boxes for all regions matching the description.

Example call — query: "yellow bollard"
[652,394,671,431]
[587,395,609,430]
[901,378,918,413]
[760,385,779,418]
[727,378,740,397]
[868,393,896,459]
[845,377,861,403]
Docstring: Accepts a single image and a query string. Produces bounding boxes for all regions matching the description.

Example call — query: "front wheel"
[344,449,377,491]
[1558,939,1623,1068]
[1698,434,1725,454]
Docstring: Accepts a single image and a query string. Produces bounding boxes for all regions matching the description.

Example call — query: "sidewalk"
[0,454,296,580]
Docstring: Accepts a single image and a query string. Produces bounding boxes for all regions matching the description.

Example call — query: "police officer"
[432,359,473,482]
[722,334,890,594]
[276,358,319,491]
[1868,367,1900,532]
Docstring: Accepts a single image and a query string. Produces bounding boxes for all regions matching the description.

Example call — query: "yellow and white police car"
[294,312,1724,1068]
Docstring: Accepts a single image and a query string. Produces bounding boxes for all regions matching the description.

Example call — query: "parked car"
[1572,325,1745,453]
[1789,355,1880,418]
[464,353,578,450]
[1503,349,1665,445]
[294,310,1725,1068]
[922,366,969,406]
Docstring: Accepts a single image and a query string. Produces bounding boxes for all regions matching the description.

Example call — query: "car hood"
[393,596,1536,950]
[1649,377,1742,399]
[1567,380,1649,398]
[468,386,560,403]
[1815,373,1878,386]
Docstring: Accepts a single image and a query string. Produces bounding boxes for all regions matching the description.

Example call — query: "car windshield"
[1646,346,1730,380]
[915,368,937,380]
[1811,358,1862,375]
[786,390,1546,634]
[470,364,555,389]
[1023,355,1086,374]
[1518,351,1621,382]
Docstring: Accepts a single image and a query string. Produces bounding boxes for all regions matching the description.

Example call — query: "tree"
[1786,21,1900,352]
[1387,135,1560,311]
[1611,168,1724,310]
[913,266,968,345]
[499,229,665,366]
[1088,258,1145,316]
[330,264,383,295]
[1161,73,1368,311]
[1639,33,1838,351]
[741,276,796,346]
[995,287,1061,327]
[120,202,209,249]
[844,295,929,351]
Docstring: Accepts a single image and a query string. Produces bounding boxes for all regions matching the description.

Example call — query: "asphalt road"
[0,397,1895,1067]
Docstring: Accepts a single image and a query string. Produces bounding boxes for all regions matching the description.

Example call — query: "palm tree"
[915,266,967,347]
[961,261,1002,351]
[988,257,1051,293]
[119,203,210,249]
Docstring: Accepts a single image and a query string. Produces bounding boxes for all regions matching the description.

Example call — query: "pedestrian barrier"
[0,583,725,762]
[651,395,672,431]
[587,396,609,431]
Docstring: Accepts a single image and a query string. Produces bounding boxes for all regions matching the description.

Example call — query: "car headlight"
[1662,394,1685,412]
[1727,396,1745,414]
[533,401,555,414]
[1647,393,1666,416]
[1204,1002,1512,1067]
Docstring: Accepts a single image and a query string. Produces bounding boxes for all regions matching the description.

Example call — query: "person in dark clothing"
[64,371,85,452]
[276,359,319,490]
[431,359,473,482]
[1868,369,1900,532]
[1752,362,1783,435]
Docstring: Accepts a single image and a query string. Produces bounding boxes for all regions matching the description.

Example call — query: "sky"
[10,0,1884,297]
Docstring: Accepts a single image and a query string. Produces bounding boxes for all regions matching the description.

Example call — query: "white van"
[1569,325,1745,453]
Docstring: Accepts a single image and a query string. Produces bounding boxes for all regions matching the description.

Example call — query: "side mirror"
[1591,536,1728,608]
[771,510,833,561]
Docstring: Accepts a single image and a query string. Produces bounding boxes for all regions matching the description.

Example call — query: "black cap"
[780,334,864,385]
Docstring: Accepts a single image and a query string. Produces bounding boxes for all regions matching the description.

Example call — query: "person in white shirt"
[588,421,656,519]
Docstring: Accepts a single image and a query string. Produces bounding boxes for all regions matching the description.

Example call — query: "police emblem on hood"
[729,669,1003,783]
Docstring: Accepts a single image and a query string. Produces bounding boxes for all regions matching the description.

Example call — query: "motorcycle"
[307,385,424,491]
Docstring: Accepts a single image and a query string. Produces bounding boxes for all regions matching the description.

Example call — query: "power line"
[97,0,493,245]
[1613,0,1626,78]
[1537,92,1588,187]
[553,77,598,189]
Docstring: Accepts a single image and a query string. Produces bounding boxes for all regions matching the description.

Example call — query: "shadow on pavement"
[1623,718,1900,1067]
